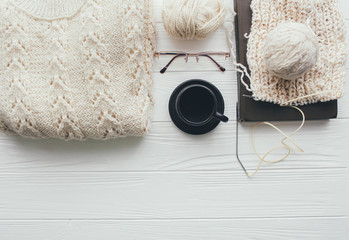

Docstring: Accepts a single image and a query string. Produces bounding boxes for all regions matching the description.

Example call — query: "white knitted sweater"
[0,0,156,140]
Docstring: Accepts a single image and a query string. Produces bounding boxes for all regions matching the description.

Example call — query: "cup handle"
[214,112,229,123]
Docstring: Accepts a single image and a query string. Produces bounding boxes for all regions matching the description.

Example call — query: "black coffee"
[178,86,215,124]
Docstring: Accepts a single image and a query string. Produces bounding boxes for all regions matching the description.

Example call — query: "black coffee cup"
[169,79,229,135]
[176,84,228,125]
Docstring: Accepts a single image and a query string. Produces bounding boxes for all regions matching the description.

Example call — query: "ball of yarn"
[162,0,226,40]
[263,21,319,80]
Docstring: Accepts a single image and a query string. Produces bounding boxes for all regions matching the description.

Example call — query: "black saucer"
[169,79,226,135]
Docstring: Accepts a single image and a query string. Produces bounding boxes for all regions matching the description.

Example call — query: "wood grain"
[0,119,348,172]
[0,169,346,220]
[0,217,346,240]
[0,0,348,239]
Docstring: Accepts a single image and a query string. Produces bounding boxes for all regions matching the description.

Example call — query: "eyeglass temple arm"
[200,54,226,72]
[160,54,185,74]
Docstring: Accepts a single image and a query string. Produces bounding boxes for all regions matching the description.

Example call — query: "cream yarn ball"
[162,0,226,40]
[263,21,319,80]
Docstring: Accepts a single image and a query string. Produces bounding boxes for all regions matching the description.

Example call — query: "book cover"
[234,0,338,122]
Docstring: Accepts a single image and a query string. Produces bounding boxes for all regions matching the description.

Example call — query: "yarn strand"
[237,90,338,177]
[224,7,254,92]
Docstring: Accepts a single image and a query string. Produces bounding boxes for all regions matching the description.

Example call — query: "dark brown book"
[234,0,337,122]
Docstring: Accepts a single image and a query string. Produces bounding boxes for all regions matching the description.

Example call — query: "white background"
[1,0,349,239]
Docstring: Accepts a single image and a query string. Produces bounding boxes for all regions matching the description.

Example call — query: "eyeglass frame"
[154,51,231,73]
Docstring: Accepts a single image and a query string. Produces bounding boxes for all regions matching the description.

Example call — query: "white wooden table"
[1,1,349,239]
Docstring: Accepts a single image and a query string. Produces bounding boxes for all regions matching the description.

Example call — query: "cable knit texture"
[0,0,156,140]
[247,0,347,105]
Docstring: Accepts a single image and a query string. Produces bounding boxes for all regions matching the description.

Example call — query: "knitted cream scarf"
[247,0,347,105]
[0,0,156,140]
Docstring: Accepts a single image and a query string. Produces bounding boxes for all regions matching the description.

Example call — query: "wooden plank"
[0,217,346,240]
[338,85,349,119]
[1,118,349,172]
[0,169,346,220]
[338,0,349,19]
[0,119,348,172]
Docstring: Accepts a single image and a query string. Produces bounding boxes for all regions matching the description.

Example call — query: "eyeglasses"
[154,51,231,74]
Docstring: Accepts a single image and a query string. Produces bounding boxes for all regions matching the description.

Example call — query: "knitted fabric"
[0,0,156,140]
[247,0,347,105]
